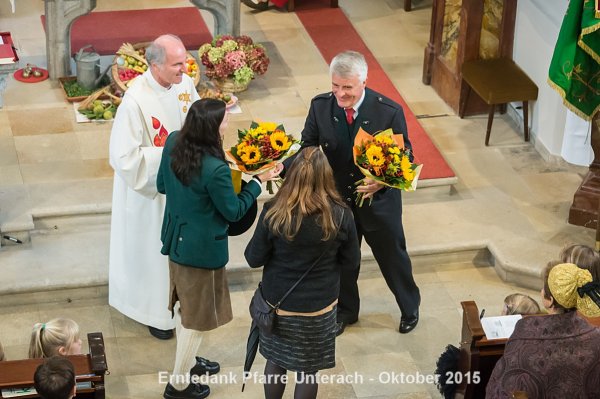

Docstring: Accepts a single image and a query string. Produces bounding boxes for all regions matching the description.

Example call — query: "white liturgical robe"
[108,71,199,329]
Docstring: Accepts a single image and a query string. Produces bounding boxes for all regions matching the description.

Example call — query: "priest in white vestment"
[108,35,200,339]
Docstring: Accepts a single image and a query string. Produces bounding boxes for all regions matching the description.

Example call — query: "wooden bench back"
[453,301,507,399]
[0,332,107,399]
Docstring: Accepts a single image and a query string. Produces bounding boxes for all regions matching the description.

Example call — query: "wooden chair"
[459,58,538,146]
[286,0,338,12]
[0,332,108,399]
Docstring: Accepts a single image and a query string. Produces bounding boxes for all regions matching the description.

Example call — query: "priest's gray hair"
[330,51,368,82]
[146,34,183,66]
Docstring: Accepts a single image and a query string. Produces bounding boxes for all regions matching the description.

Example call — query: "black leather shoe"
[163,382,210,399]
[149,326,174,340]
[191,356,220,376]
[241,0,269,11]
[399,314,419,334]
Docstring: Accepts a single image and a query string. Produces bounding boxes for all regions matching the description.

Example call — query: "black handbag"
[249,282,277,336]
[249,210,343,336]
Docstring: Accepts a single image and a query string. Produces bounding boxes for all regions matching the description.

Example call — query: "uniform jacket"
[157,131,261,268]
[297,88,413,232]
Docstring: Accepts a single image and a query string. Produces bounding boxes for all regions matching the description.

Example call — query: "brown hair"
[0,338,5,361]
[559,243,600,281]
[503,293,541,315]
[34,356,75,399]
[265,147,346,241]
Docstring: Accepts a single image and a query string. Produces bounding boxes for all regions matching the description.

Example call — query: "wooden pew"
[0,332,107,399]
[452,301,600,398]
[453,301,507,399]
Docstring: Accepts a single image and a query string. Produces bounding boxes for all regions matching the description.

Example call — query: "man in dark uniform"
[289,50,420,335]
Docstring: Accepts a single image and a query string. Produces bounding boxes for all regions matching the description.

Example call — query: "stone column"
[189,0,240,37]
[44,0,96,79]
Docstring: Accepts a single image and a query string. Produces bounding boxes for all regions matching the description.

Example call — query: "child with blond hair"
[28,318,82,358]
[502,293,541,316]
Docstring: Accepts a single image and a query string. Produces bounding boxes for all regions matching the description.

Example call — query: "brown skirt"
[168,260,233,331]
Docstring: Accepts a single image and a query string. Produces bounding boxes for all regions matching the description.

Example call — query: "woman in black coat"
[245,147,360,399]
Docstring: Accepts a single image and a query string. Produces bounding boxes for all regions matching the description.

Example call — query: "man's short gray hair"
[146,34,183,66]
[330,51,368,82]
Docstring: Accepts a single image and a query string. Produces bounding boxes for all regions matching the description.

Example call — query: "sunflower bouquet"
[226,121,301,193]
[353,127,422,206]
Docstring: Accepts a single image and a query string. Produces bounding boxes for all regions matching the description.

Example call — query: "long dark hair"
[265,147,346,241]
[171,99,226,185]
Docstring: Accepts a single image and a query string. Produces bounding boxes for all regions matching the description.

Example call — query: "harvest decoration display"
[226,121,300,193]
[198,35,269,92]
[77,86,121,121]
[111,42,200,92]
[353,128,422,206]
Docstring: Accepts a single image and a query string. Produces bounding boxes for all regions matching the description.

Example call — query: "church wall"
[512,0,569,157]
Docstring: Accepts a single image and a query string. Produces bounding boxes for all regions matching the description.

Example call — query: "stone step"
[0,245,490,308]
[0,176,456,245]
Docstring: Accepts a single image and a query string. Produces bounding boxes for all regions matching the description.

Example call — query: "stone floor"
[1,252,544,399]
[0,0,597,398]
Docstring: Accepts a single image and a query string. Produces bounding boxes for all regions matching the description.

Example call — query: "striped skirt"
[259,306,337,373]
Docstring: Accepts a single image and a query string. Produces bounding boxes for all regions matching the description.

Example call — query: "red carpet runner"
[41,7,212,55]
[294,0,455,180]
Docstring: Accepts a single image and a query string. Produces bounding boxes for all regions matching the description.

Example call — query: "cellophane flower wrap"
[198,35,270,86]
[352,127,422,206]
[226,121,301,193]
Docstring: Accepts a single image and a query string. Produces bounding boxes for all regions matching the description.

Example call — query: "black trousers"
[337,211,420,323]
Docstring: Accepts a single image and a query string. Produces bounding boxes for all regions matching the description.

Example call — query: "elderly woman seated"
[486,262,600,398]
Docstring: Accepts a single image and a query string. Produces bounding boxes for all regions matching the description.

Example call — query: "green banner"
[548,0,600,120]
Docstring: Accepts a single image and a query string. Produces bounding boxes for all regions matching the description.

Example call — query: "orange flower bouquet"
[226,121,301,193]
[353,127,422,206]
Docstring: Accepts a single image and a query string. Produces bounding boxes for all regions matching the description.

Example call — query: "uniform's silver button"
[324,142,329,148]
[346,197,352,202]
[350,173,354,177]
[179,237,183,241]
[347,185,352,189]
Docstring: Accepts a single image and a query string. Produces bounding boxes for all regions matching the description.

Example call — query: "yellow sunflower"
[248,127,266,139]
[400,155,415,180]
[366,145,385,167]
[270,131,291,152]
[375,135,394,145]
[388,146,400,155]
[236,142,247,153]
[258,121,278,132]
[240,145,261,164]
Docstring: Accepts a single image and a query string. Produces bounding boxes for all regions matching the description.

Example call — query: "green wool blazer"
[157,132,261,268]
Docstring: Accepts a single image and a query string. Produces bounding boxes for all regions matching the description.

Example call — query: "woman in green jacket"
[157,98,281,399]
